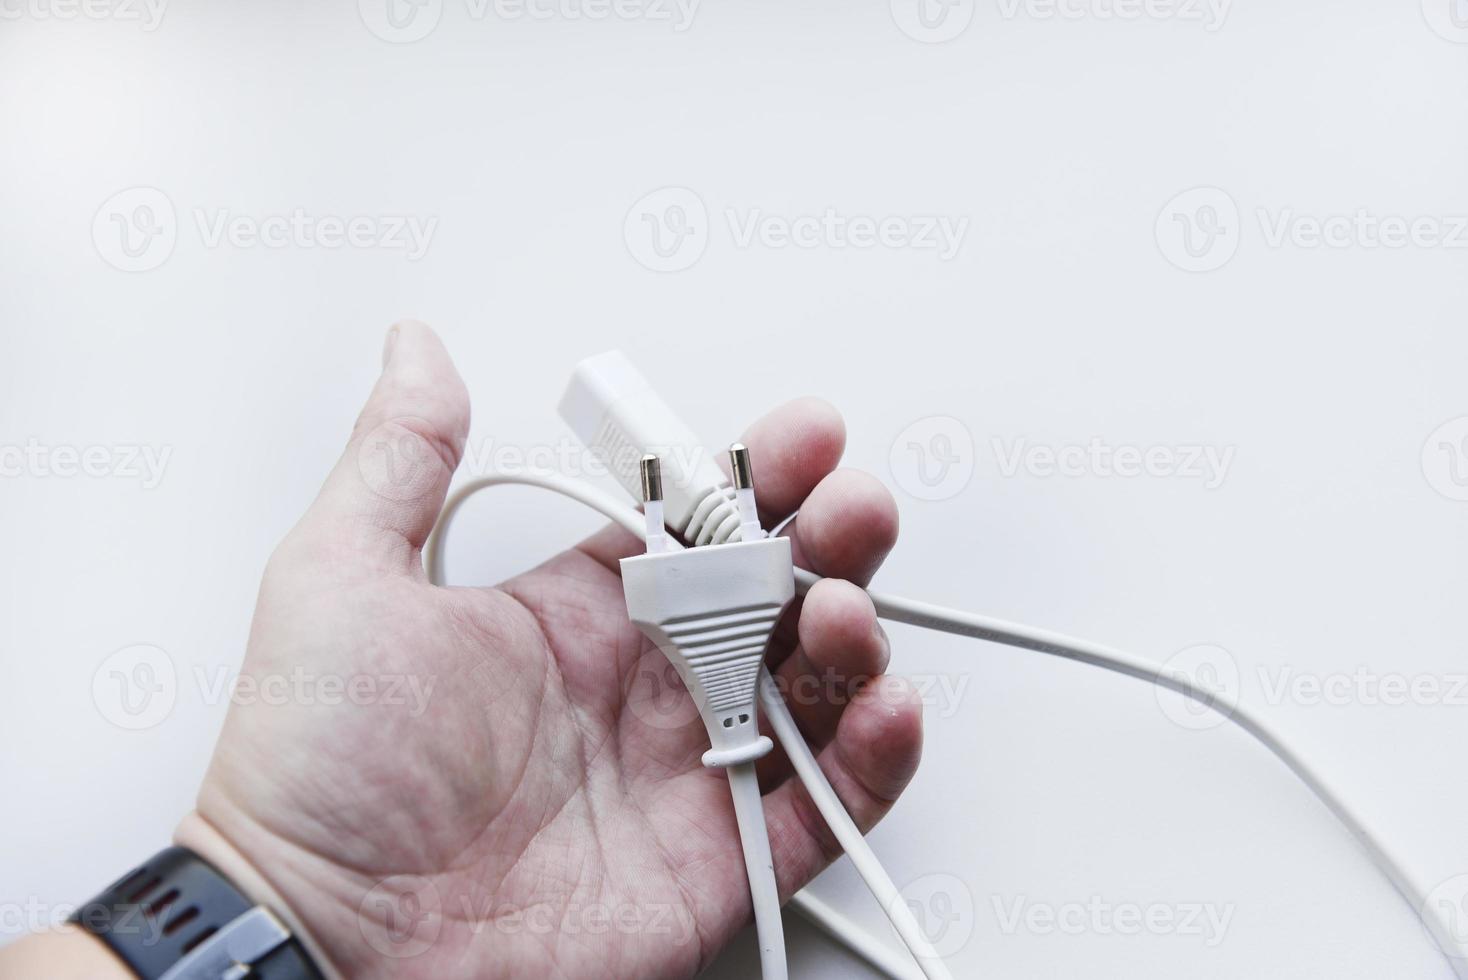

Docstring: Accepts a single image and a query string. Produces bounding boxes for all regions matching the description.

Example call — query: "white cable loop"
[424,470,1468,980]
[685,485,742,545]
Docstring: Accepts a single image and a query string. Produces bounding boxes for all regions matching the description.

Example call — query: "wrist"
[0,928,133,980]
[170,811,344,980]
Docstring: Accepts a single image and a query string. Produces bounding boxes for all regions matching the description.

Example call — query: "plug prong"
[640,453,663,504]
[728,444,764,540]
[640,454,669,554]
[729,443,754,490]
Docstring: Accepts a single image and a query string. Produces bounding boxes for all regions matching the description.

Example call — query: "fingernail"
[382,325,400,368]
[871,619,892,664]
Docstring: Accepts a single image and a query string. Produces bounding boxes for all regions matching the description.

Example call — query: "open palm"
[177,322,923,979]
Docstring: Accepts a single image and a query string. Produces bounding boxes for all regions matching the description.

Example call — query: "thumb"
[295,320,470,574]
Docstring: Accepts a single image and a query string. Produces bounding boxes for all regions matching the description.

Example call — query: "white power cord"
[727,759,788,979]
[421,351,1468,980]
[426,468,1468,979]
[425,470,647,585]
[783,890,927,980]
[757,668,948,980]
[840,573,1465,977]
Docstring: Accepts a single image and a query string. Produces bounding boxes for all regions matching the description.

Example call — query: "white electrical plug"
[620,448,794,767]
[620,447,796,979]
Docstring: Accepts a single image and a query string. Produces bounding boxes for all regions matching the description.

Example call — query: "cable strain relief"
[701,736,774,769]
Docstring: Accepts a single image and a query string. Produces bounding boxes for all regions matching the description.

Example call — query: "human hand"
[177,322,924,979]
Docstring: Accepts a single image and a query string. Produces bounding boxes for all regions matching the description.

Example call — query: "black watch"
[70,847,324,980]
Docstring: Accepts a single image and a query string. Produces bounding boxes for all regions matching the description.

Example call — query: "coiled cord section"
[685,483,746,545]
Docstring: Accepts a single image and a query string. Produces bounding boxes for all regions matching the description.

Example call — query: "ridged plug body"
[621,537,796,763]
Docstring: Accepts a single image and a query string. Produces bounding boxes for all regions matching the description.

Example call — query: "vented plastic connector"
[559,351,747,545]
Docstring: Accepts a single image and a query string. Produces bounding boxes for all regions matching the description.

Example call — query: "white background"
[4,1,1468,977]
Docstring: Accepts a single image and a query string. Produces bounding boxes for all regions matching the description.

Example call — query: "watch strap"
[70,846,323,980]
